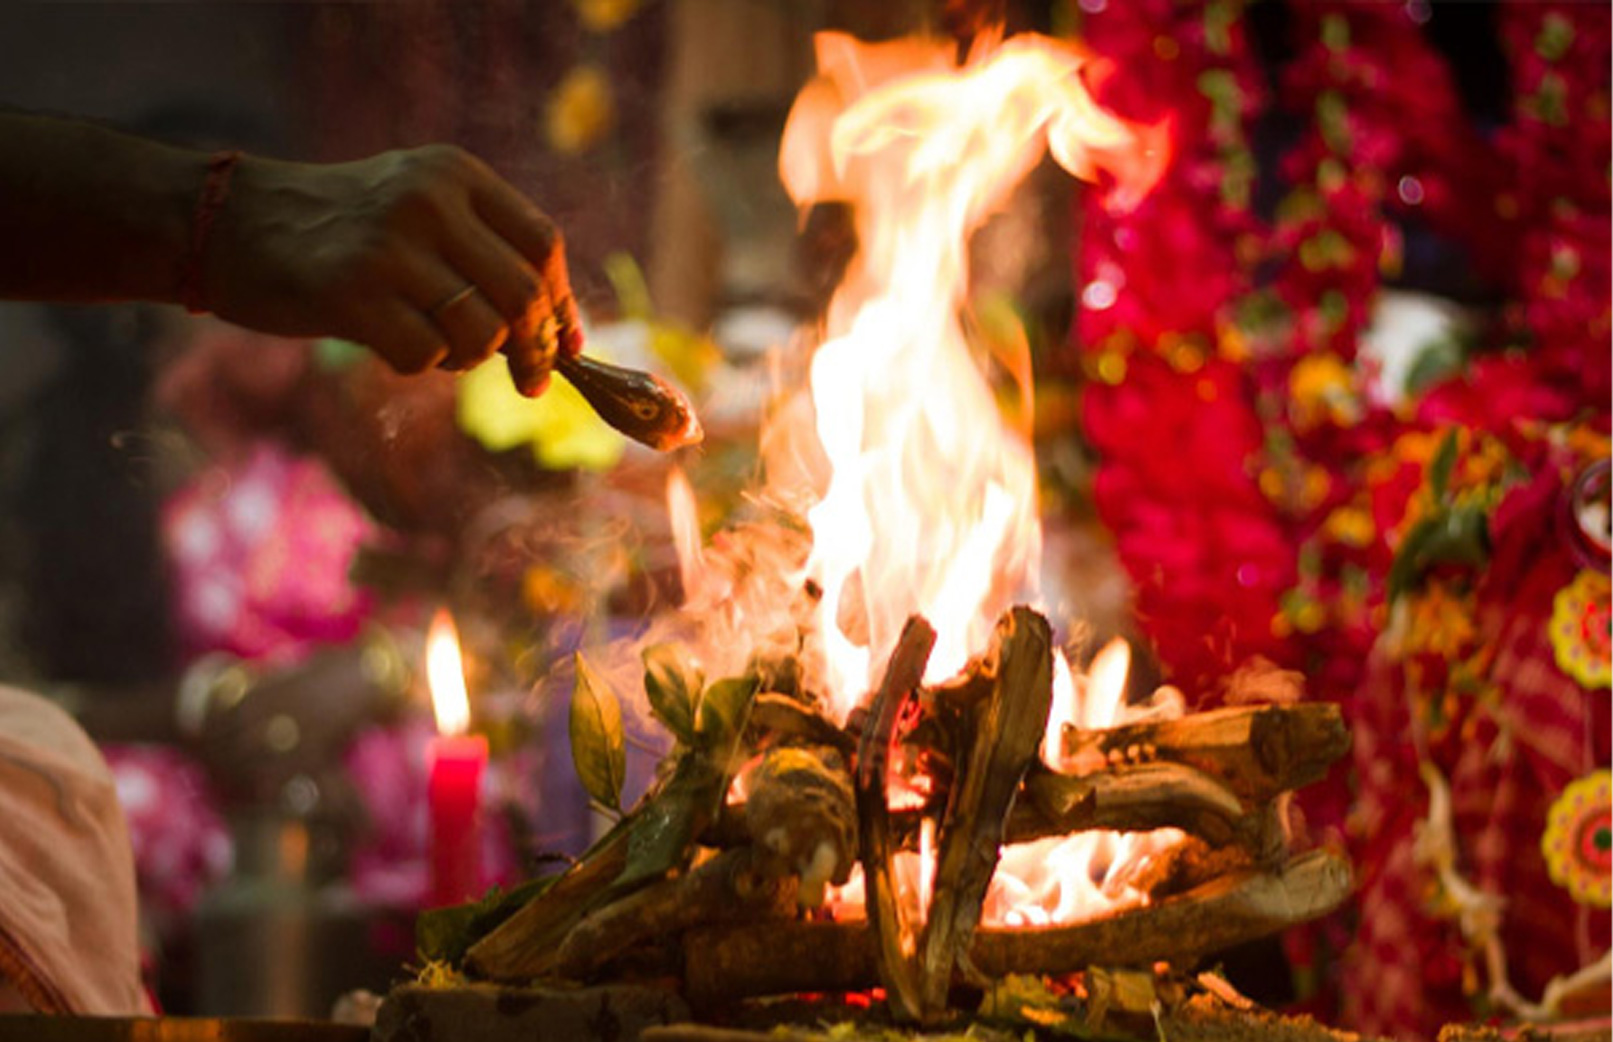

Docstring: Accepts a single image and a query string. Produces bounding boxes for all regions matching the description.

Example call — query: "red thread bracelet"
[179,149,242,314]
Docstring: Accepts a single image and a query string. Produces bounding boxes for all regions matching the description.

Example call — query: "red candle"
[425,610,487,908]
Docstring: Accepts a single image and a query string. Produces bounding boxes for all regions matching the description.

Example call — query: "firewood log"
[855,615,936,1022]
[681,849,1352,1007]
[554,846,798,980]
[1016,762,1243,846]
[465,822,632,981]
[918,606,1053,1016]
[1061,703,1350,803]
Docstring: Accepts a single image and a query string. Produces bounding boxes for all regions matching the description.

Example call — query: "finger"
[345,297,449,375]
[468,175,585,357]
[502,303,560,397]
[506,339,555,398]
[431,286,509,371]
[439,213,545,330]
[401,255,511,372]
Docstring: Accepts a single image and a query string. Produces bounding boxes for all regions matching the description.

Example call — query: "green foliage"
[415,875,557,966]
[1427,427,1460,502]
[617,752,726,890]
[1535,14,1574,62]
[570,652,627,811]
[1386,504,1490,603]
[696,674,760,758]
[642,642,702,745]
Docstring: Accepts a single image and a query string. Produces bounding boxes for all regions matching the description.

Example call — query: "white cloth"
[0,684,151,1014]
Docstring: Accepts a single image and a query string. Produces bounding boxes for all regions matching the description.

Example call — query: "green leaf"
[1316,91,1351,154]
[642,642,701,745]
[416,875,557,965]
[1203,1,1236,56]
[1536,13,1574,62]
[1321,13,1350,53]
[570,652,627,811]
[1428,427,1460,502]
[746,651,803,699]
[695,674,759,756]
[1402,336,1465,398]
[616,753,726,890]
[1386,505,1491,602]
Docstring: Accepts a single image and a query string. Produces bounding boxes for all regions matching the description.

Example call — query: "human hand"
[200,144,583,396]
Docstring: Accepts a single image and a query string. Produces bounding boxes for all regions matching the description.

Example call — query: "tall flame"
[674,28,1172,929]
[427,609,471,737]
[779,31,1166,721]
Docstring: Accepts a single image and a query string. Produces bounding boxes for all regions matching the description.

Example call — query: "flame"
[676,28,1172,929]
[991,638,1183,925]
[778,31,1166,722]
[427,609,471,737]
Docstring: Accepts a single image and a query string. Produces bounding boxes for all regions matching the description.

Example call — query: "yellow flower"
[1401,581,1476,659]
[457,354,625,472]
[573,0,641,33]
[546,64,616,156]
[1216,322,1251,364]
[1323,504,1375,548]
[1288,351,1359,430]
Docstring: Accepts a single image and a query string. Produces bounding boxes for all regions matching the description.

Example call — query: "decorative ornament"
[1562,459,1612,570]
[1549,569,1611,689]
[1542,770,1612,907]
[545,64,616,156]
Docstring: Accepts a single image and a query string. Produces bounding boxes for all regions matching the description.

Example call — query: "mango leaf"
[1386,504,1491,602]
[570,652,627,811]
[615,752,726,891]
[416,875,556,966]
[695,675,759,760]
[642,642,701,745]
[1428,427,1460,503]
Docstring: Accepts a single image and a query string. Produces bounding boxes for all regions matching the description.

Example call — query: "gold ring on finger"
[429,284,477,319]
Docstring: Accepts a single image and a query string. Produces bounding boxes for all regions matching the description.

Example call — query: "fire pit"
[377,25,1355,1042]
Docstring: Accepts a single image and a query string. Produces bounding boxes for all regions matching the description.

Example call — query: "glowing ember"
[994,637,1186,925]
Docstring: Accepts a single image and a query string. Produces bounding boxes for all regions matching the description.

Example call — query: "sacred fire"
[415,27,1353,1029]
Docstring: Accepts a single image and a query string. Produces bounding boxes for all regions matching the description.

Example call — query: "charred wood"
[1061,703,1350,803]
[682,850,1352,1005]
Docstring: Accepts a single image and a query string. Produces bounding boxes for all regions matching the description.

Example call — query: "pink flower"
[103,745,231,928]
[163,443,375,667]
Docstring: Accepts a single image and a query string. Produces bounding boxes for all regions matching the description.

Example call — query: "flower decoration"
[457,353,626,472]
[163,443,375,667]
[1549,569,1611,689]
[1071,4,1609,1035]
[103,744,232,928]
[1543,770,1612,907]
[573,0,641,34]
[545,63,616,156]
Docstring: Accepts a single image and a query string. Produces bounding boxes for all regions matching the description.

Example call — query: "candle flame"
[427,609,471,737]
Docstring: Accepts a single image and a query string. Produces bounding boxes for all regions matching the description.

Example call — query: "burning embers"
[458,604,1351,1023]
[434,25,1350,1028]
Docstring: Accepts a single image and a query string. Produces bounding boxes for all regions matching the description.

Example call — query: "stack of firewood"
[439,605,1353,1024]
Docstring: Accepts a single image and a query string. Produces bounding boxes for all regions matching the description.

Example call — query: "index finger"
[470,174,584,358]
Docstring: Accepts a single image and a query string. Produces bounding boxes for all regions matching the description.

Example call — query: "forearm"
[0,110,209,304]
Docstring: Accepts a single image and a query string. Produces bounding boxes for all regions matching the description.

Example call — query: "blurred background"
[0,1,1605,1037]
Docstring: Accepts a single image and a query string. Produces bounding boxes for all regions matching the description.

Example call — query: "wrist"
[177,149,244,313]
